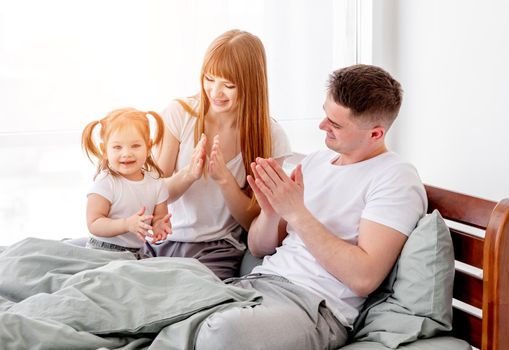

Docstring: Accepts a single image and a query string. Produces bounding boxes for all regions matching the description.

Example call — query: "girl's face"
[105,126,148,181]
[203,73,238,115]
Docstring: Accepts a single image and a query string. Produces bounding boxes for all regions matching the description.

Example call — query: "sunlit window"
[0,0,365,245]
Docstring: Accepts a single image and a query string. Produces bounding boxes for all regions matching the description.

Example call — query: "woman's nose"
[211,82,223,97]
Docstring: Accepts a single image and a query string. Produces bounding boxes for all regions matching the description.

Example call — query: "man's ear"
[371,126,385,141]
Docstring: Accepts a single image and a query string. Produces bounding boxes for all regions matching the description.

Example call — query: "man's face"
[318,95,372,156]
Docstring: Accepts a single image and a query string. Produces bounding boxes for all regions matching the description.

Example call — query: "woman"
[150,29,291,279]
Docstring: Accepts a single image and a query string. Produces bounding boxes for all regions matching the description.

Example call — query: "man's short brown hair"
[327,64,403,128]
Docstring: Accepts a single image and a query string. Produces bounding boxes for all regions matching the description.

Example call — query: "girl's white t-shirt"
[163,98,292,249]
[87,171,169,248]
[254,149,428,327]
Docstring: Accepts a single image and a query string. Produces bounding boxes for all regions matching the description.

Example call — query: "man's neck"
[334,144,388,166]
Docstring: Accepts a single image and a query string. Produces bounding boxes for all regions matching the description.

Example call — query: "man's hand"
[250,158,305,224]
[247,160,276,216]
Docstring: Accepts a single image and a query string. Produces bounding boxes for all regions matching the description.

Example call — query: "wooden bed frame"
[425,185,509,350]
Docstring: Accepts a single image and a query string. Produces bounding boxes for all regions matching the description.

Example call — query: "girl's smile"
[106,126,149,181]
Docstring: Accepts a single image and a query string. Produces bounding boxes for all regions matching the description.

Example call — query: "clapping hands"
[185,133,207,181]
[209,135,232,185]
[247,158,305,223]
[125,206,154,241]
[152,213,172,242]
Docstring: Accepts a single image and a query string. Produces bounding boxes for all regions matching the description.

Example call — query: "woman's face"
[203,73,238,115]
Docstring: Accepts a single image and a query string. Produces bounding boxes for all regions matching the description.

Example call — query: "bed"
[1,184,507,349]
[419,184,509,349]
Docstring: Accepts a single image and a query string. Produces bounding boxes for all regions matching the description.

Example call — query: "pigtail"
[145,111,165,178]
[147,111,165,149]
[81,120,105,178]
[82,120,100,162]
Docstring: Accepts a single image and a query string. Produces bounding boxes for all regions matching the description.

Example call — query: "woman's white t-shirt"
[162,97,292,249]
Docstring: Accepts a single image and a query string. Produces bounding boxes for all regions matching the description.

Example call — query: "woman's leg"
[143,240,244,280]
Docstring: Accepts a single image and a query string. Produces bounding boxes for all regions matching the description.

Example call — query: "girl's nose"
[121,149,132,157]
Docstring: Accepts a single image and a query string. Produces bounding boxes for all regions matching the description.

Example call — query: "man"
[195,64,427,349]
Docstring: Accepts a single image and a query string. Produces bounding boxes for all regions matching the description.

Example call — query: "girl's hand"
[185,133,207,182]
[209,135,233,186]
[152,213,172,242]
[125,206,154,241]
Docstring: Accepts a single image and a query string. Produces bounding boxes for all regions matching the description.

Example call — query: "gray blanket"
[0,238,261,350]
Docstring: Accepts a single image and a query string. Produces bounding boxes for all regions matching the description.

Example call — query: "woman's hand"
[184,133,207,182]
[152,213,172,242]
[209,135,234,186]
[125,206,154,241]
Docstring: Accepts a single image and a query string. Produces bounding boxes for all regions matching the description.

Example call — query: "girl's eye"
[204,75,214,82]
[132,144,141,148]
[113,146,121,150]
[225,84,236,89]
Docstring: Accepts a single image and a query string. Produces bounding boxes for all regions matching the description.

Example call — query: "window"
[0,0,365,245]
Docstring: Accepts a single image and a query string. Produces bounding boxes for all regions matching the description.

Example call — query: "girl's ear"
[147,139,153,149]
[100,143,105,153]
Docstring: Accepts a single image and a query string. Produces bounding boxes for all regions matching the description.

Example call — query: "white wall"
[373,0,509,201]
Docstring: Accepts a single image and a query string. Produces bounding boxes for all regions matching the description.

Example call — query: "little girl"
[81,107,171,258]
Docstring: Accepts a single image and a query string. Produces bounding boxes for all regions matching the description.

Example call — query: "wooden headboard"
[425,185,509,350]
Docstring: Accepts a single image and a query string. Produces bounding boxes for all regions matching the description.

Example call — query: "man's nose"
[318,118,328,130]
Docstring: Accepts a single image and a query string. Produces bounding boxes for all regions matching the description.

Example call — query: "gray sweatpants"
[195,274,348,350]
[140,239,244,280]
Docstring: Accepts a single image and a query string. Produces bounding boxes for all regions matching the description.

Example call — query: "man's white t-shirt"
[254,149,427,327]
[87,171,169,248]
[162,97,292,249]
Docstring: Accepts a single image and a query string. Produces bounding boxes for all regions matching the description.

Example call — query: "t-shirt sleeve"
[155,178,169,205]
[87,173,115,203]
[362,163,428,236]
[270,118,292,159]
[161,99,195,142]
